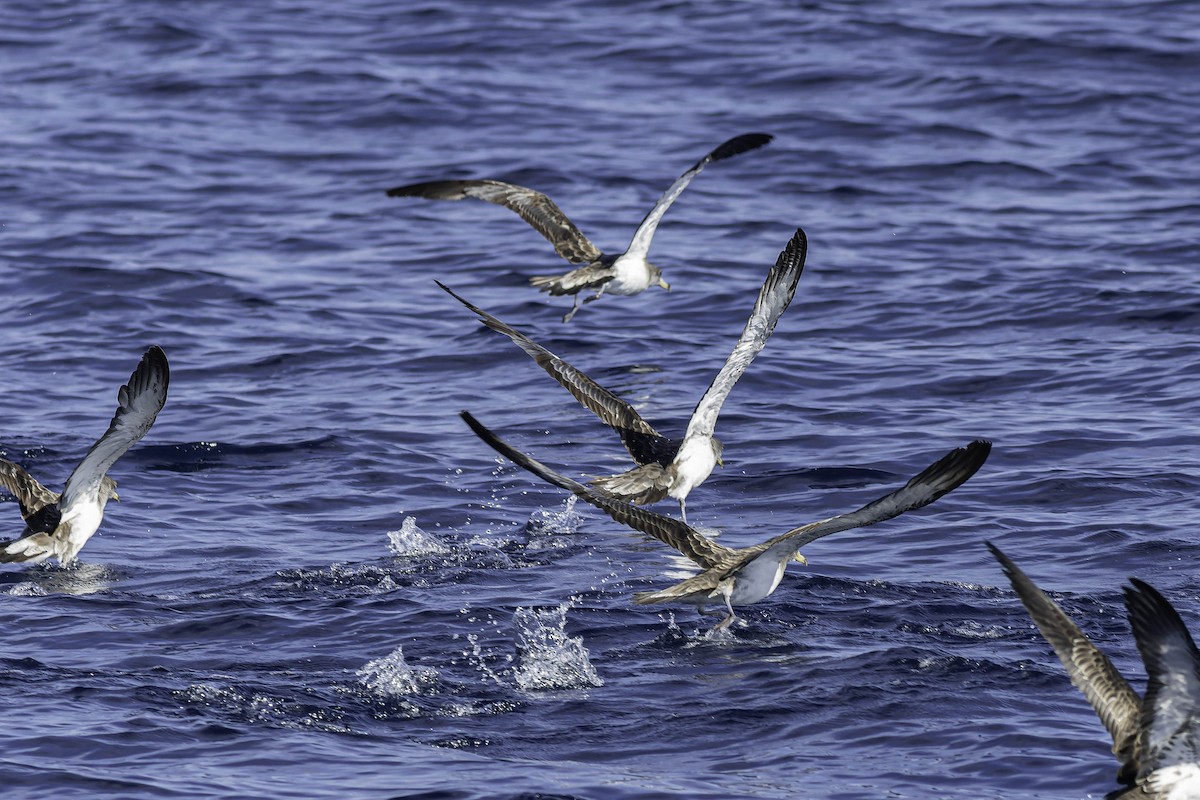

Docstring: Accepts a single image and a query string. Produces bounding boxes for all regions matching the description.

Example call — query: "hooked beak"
[793,552,808,566]
[716,454,724,467]
[657,277,671,291]
[113,492,120,503]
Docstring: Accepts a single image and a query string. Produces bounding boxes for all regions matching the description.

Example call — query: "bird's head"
[100,476,119,504]
[651,265,671,292]
[713,437,725,467]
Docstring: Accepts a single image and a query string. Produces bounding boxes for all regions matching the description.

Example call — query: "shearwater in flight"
[440,227,805,524]
[389,133,773,321]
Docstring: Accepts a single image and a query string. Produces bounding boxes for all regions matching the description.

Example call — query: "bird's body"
[990,544,1200,799]
[0,346,170,566]
[441,227,806,523]
[390,132,773,322]
[463,409,990,631]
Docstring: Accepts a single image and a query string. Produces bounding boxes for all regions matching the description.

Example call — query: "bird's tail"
[632,590,672,605]
[589,464,670,506]
[0,532,60,565]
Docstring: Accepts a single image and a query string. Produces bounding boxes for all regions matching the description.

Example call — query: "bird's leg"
[561,296,581,324]
[583,285,608,304]
[709,587,738,632]
[679,498,688,525]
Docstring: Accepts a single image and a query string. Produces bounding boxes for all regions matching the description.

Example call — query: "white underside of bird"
[666,435,719,504]
[1142,762,1200,799]
[2,499,108,565]
[602,251,659,296]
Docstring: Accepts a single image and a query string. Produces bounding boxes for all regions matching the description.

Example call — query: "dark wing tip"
[385,181,433,198]
[385,180,469,199]
[777,227,808,275]
[134,345,171,396]
[909,438,991,502]
[145,344,169,372]
[435,279,469,307]
[710,133,774,161]
[1124,577,1199,664]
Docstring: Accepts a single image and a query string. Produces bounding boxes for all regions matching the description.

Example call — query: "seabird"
[463,409,990,631]
[989,543,1200,798]
[440,227,806,524]
[0,346,170,566]
[388,133,773,322]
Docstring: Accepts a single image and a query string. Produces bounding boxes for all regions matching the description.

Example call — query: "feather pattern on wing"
[460,411,736,570]
[0,459,59,521]
[683,227,806,440]
[386,179,603,264]
[437,281,677,463]
[990,542,1142,770]
[1125,578,1200,781]
[59,346,170,511]
[589,463,670,504]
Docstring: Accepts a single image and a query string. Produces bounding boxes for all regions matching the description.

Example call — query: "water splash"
[512,604,603,691]
[523,496,581,537]
[357,646,439,697]
[386,516,449,557]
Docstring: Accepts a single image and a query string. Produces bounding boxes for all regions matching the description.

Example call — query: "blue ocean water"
[1,1,1198,797]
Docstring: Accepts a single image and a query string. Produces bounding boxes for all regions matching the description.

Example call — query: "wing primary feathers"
[684,227,807,440]
[0,459,60,521]
[58,346,170,511]
[386,179,603,265]
[459,410,735,569]
[989,541,1142,769]
[436,281,672,464]
[625,133,773,259]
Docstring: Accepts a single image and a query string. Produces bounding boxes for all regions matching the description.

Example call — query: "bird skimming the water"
[0,346,170,566]
[463,409,989,631]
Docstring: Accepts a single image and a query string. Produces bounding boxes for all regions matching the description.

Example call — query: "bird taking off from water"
[463,409,990,632]
[0,346,170,566]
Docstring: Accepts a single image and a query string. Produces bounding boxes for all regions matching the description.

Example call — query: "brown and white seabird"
[388,133,773,322]
[989,543,1200,799]
[0,346,170,566]
[440,227,806,524]
[463,409,990,631]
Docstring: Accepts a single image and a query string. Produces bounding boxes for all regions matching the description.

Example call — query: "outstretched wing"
[625,133,773,260]
[683,227,806,441]
[739,439,990,569]
[460,411,736,570]
[0,459,59,521]
[58,346,170,511]
[386,179,604,265]
[990,542,1142,772]
[1124,578,1200,780]
[438,281,676,465]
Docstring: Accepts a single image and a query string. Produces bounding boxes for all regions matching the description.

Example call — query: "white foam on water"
[6,582,47,596]
[512,604,603,691]
[357,645,439,697]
